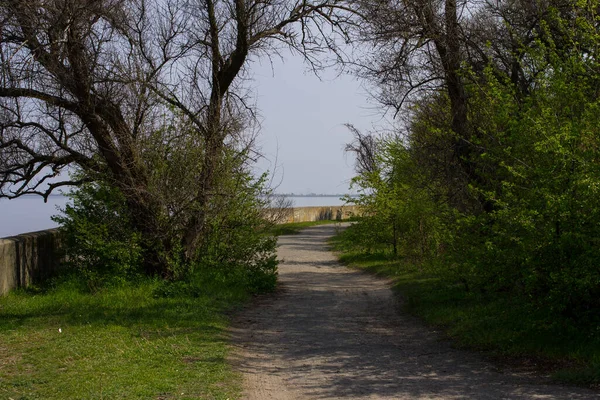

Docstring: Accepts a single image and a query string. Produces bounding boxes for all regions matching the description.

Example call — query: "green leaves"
[52,180,143,292]
[347,134,446,262]
[346,0,600,325]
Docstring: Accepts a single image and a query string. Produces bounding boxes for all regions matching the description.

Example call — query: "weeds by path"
[331,226,600,388]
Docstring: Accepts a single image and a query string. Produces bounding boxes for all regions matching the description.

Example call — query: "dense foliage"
[347,1,600,327]
[54,164,278,293]
[52,181,143,291]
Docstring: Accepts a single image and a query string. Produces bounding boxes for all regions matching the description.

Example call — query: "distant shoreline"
[276,194,356,198]
[0,194,353,237]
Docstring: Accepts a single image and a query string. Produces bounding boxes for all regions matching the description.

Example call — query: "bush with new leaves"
[53,181,143,291]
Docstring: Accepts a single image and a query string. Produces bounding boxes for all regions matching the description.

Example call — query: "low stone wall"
[0,229,63,296]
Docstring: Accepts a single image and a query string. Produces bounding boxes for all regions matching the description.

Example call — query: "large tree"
[352,0,582,211]
[351,0,473,210]
[0,0,355,274]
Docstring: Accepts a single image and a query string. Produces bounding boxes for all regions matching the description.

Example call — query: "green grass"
[331,227,600,387]
[270,220,340,236]
[0,274,248,399]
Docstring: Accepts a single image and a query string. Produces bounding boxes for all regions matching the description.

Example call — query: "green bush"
[52,181,143,291]
[442,54,600,322]
[345,5,600,325]
[347,137,447,264]
[195,172,279,294]
[52,149,279,294]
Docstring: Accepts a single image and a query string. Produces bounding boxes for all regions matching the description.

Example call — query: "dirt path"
[229,224,597,399]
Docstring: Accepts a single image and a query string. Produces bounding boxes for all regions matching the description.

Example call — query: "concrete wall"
[0,229,63,296]
[0,206,361,295]
[279,205,361,223]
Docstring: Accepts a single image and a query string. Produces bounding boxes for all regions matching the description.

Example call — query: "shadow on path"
[230,224,597,399]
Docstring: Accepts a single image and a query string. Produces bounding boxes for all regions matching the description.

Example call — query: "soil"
[228,224,598,399]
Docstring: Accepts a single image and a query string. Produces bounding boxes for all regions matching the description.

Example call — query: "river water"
[0,195,350,238]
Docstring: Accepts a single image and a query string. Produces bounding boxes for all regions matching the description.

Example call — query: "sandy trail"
[229,224,597,399]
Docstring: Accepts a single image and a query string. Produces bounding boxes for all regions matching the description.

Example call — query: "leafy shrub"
[195,172,279,294]
[53,181,143,292]
[345,9,600,325]
[52,153,279,295]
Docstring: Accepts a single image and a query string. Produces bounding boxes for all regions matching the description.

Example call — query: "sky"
[249,54,386,195]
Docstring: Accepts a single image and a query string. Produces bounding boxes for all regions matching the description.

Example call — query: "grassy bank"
[331,226,600,387]
[0,220,335,399]
[0,273,248,399]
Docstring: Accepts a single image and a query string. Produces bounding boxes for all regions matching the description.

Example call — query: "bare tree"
[355,0,466,130]
[136,0,357,256]
[0,0,357,274]
[262,193,294,224]
[0,0,177,272]
[344,123,378,176]
[350,0,475,210]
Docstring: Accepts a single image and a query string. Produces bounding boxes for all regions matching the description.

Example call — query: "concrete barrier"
[0,229,63,296]
[290,205,361,223]
[272,205,362,224]
[0,206,362,295]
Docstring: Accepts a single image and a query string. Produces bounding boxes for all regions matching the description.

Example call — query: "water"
[0,195,353,238]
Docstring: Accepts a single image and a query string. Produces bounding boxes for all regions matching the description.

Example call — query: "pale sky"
[250,54,385,195]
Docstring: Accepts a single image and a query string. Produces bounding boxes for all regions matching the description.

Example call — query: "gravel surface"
[229,224,598,399]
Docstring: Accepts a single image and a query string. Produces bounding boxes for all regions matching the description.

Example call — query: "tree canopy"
[0,0,356,275]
